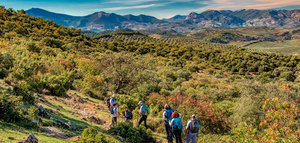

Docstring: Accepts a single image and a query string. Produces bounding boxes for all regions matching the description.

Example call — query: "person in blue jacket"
[170,111,183,143]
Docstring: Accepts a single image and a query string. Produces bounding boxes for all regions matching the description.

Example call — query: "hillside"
[129,27,300,55]
[0,6,299,143]
[25,8,300,32]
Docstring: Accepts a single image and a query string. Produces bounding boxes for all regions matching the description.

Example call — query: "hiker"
[109,94,117,109]
[163,104,174,143]
[137,101,149,128]
[105,96,111,109]
[185,115,200,143]
[124,107,133,123]
[110,103,118,127]
[106,93,117,110]
[170,111,183,143]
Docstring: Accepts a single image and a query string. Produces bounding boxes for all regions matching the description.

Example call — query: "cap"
[164,104,169,109]
[192,115,196,118]
[112,94,117,98]
[138,101,143,105]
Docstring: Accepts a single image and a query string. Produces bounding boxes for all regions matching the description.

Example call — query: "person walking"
[185,115,200,143]
[170,111,183,143]
[110,94,117,109]
[163,104,174,143]
[124,107,133,123]
[137,101,149,128]
[105,96,111,109]
[110,103,118,127]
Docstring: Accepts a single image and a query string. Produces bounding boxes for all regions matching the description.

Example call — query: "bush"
[279,71,296,82]
[26,42,40,53]
[231,122,257,142]
[147,93,230,134]
[258,97,298,142]
[41,37,63,49]
[0,88,22,122]
[42,71,75,96]
[0,53,13,78]
[13,80,35,104]
[109,123,155,143]
[117,94,139,111]
[74,74,107,99]
[79,127,116,143]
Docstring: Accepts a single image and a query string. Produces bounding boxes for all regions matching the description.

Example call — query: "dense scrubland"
[85,27,300,56]
[0,7,299,142]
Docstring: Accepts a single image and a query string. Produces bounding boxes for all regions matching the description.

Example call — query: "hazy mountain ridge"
[26,8,300,31]
[173,9,300,28]
[26,8,172,31]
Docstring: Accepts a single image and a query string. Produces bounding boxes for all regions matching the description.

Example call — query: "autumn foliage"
[148,93,230,133]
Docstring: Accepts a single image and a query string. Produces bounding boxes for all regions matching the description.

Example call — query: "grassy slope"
[0,78,166,142]
[0,122,69,143]
[0,82,70,143]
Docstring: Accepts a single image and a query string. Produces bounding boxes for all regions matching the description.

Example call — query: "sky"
[1,0,299,18]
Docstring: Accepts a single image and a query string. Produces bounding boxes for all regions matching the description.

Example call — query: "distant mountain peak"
[25,8,300,31]
[27,7,46,11]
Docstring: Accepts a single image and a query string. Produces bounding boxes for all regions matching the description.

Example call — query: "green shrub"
[41,37,63,49]
[41,71,75,96]
[26,42,40,53]
[109,123,155,143]
[13,81,35,104]
[117,94,139,110]
[279,71,296,81]
[0,88,38,129]
[0,88,22,122]
[0,53,13,78]
[231,122,257,142]
[40,47,58,56]
[74,74,107,99]
[79,127,114,143]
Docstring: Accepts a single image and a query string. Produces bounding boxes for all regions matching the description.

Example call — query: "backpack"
[166,109,174,121]
[125,110,133,119]
[144,105,150,115]
[172,118,182,131]
[189,120,199,133]
[106,97,111,107]
[110,107,115,114]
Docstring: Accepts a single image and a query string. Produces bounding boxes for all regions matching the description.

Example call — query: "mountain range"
[26,8,300,32]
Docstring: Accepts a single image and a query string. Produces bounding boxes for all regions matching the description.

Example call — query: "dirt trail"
[43,91,113,130]
[39,91,167,142]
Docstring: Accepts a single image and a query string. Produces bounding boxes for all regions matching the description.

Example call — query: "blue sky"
[1,0,299,18]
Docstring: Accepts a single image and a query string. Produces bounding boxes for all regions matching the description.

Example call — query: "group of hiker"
[106,93,200,143]
[163,104,200,143]
[106,94,149,128]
